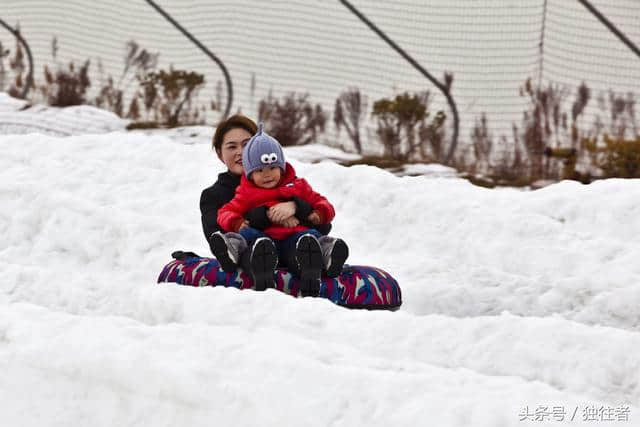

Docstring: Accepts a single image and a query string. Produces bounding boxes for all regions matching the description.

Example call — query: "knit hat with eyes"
[242,122,286,178]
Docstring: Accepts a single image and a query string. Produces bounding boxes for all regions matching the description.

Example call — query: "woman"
[199,114,333,290]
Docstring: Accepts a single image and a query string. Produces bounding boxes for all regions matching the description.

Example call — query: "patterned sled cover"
[158,257,402,310]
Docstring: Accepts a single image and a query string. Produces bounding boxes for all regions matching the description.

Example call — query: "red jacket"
[218,163,335,240]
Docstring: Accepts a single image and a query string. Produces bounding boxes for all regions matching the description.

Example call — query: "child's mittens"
[245,206,270,230]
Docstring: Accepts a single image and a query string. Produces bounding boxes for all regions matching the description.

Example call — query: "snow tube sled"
[158,253,402,310]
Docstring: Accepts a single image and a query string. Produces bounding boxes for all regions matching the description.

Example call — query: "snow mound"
[283,143,362,163]
[0,93,127,135]
[0,92,29,112]
[397,162,459,178]
[1,131,638,426]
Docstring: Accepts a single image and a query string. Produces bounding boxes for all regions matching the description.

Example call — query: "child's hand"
[307,211,321,225]
[267,201,296,224]
[281,216,300,228]
[237,220,250,231]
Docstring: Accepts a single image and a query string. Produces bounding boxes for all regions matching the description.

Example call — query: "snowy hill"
[1,103,639,426]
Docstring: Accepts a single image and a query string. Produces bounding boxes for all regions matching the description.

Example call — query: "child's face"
[217,128,252,176]
[251,166,282,189]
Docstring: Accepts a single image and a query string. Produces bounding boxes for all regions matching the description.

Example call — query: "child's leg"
[318,236,349,278]
[209,231,248,273]
[238,227,268,247]
[238,228,278,291]
[280,230,324,297]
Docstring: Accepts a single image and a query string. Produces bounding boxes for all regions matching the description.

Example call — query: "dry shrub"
[258,92,326,146]
[372,91,446,162]
[138,68,205,127]
[94,40,158,119]
[463,78,639,186]
[40,60,91,107]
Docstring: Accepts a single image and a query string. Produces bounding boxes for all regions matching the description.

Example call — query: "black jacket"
[200,171,331,243]
[200,171,241,241]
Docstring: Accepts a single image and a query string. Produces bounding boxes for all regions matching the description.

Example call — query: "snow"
[0,92,29,112]
[396,162,459,178]
[0,96,128,136]
[1,103,639,426]
[128,125,217,146]
[280,143,362,164]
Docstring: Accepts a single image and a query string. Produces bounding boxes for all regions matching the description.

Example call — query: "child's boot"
[209,231,247,273]
[318,236,349,278]
[294,234,323,297]
[241,237,278,291]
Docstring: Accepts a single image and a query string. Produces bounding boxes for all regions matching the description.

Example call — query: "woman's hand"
[267,201,296,225]
[237,219,250,231]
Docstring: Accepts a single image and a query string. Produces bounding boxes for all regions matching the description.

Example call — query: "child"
[201,115,321,283]
[215,123,348,296]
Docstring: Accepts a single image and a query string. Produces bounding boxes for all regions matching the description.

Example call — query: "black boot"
[319,236,349,278]
[294,234,323,297]
[209,231,247,273]
[241,237,278,291]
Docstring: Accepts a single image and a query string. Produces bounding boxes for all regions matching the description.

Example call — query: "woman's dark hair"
[212,114,258,153]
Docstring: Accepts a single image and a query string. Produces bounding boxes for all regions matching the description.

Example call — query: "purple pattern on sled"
[157,257,401,310]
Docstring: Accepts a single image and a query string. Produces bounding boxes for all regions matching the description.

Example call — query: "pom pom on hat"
[242,122,286,177]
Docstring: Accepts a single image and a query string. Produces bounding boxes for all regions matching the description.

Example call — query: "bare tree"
[519,78,569,179]
[470,113,492,174]
[334,87,366,153]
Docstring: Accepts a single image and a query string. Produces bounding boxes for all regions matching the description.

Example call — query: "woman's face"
[217,127,252,176]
